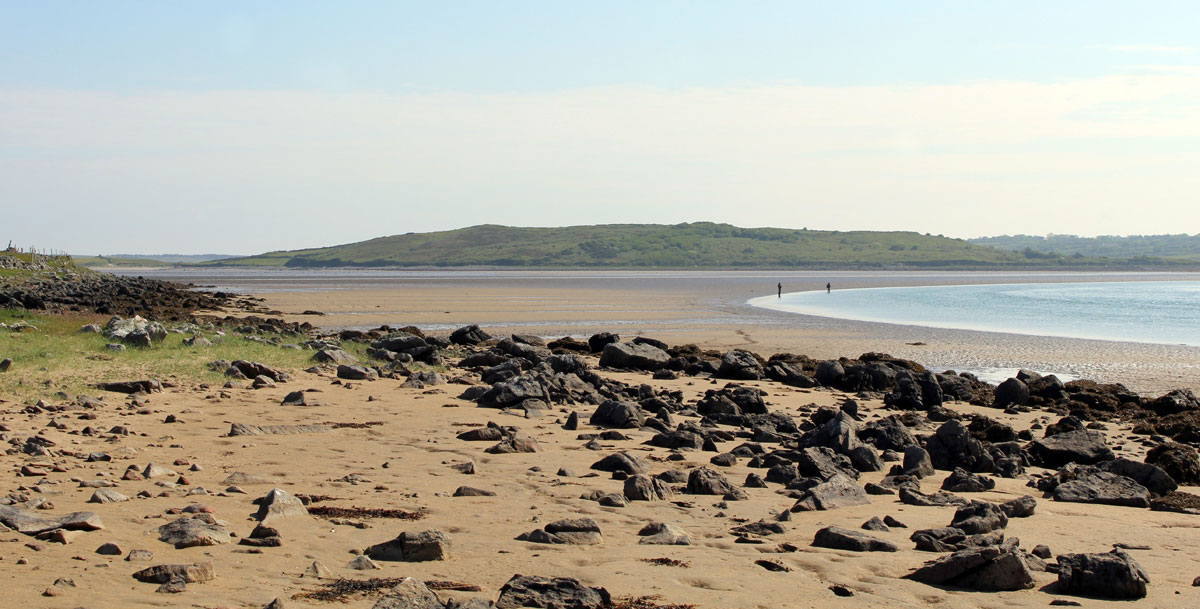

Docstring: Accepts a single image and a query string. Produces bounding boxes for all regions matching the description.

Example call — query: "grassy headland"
[207,222,1163,269]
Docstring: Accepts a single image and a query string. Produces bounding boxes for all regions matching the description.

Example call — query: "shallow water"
[752,281,1200,347]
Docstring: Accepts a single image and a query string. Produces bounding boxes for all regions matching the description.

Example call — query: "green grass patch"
[0,308,356,403]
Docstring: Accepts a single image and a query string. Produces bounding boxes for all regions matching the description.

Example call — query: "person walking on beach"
[826,282,831,293]
[777,282,782,298]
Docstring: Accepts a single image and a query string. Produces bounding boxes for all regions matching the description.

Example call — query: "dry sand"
[1,361,1197,608]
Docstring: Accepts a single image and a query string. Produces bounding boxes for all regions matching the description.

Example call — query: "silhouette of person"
[826,282,831,293]
[777,282,782,298]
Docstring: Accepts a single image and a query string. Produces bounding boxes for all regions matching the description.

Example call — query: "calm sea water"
[751,281,1200,347]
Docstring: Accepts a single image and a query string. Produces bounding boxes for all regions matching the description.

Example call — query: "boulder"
[589,400,646,429]
[1145,442,1200,486]
[314,349,357,365]
[902,445,936,478]
[1028,429,1114,468]
[0,505,104,535]
[157,515,230,548]
[926,420,993,473]
[812,526,897,552]
[599,342,669,371]
[496,575,611,609]
[1052,472,1150,508]
[253,488,308,523]
[623,475,673,502]
[365,530,452,562]
[992,378,1029,408]
[590,452,650,475]
[517,519,603,545]
[637,522,692,545]
[716,350,763,380]
[790,474,870,512]
[132,562,216,584]
[371,577,445,609]
[908,544,1035,591]
[1056,549,1149,599]
[449,325,492,346]
[686,467,737,496]
[941,468,996,493]
[337,365,377,381]
[950,501,1008,534]
[799,410,882,472]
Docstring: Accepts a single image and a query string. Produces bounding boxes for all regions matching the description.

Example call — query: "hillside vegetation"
[207,223,1147,269]
[969,234,1200,262]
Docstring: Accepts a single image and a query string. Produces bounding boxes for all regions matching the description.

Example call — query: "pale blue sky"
[2,2,1199,254]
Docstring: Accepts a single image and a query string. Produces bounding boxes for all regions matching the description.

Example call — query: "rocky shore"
[1,299,1199,606]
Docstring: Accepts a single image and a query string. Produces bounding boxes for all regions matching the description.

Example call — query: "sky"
[2,1,1199,255]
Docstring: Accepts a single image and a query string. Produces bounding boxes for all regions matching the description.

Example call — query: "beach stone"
[302,561,333,578]
[88,488,129,504]
[450,324,492,345]
[453,486,496,497]
[132,561,216,584]
[347,555,381,570]
[478,376,550,409]
[1056,549,1149,599]
[908,545,1035,591]
[716,350,763,380]
[637,522,692,545]
[1099,458,1176,496]
[0,505,104,535]
[98,379,162,394]
[861,516,890,532]
[950,501,1009,534]
[860,415,918,452]
[0,358,11,372]
[799,410,882,472]
[623,475,673,501]
[1029,429,1114,468]
[790,473,870,512]
[926,420,993,473]
[795,446,860,481]
[590,451,650,475]
[372,577,445,609]
[96,542,123,555]
[686,467,737,496]
[1145,442,1200,486]
[366,530,452,561]
[337,365,377,380]
[126,549,154,561]
[910,527,1005,553]
[231,360,290,382]
[157,515,230,548]
[812,526,897,552]
[941,468,996,492]
[993,378,1030,408]
[314,348,357,364]
[496,574,611,609]
[648,430,704,450]
[599,342,669,371]
[589,400,646,429]
[1000,495,1038,518]
[902,445,936,478]
[1052,472,1150,508]
[253,488,309,522]
[486,432,540,454]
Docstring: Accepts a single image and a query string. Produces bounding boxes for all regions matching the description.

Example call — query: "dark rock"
[908,545,1035,591]
[861,516,889,532]
[365,530,452,561]
[156,515,230,548]
[812,526,897,552]
[1028,429,1114,468]
[1100,458,1176,496]
[941,468,996,493]
[623,475,673,501]
[589,400,645,429]
[902,445,936,478]
[899,487,969,507]
[132,561,216,584]
[686,467,737,496]
[926,420,993,473]
[496,574,611,609]
[950,501,1008,534]
[1000,495,1038,518]
[1056,549,1149,599]
[449,325,492,346]
[599,342,669,371]
[371,577,446,609]
[1145,442,1200,485]
[590,452,650,475]
[910,527,1005,553]
[1052,472,1150,508]
[993,378,1030,408]
[716,350,764,380]
[790,474,870,511]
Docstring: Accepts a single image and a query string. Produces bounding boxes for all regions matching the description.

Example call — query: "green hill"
[206,222,1153,269]
[969,234,1200,262]
[71,255,172,268]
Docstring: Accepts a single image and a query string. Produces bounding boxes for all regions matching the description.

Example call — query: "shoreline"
[110,268,1200,396]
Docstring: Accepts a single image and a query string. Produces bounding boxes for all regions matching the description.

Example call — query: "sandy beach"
[2,361,1197,609]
